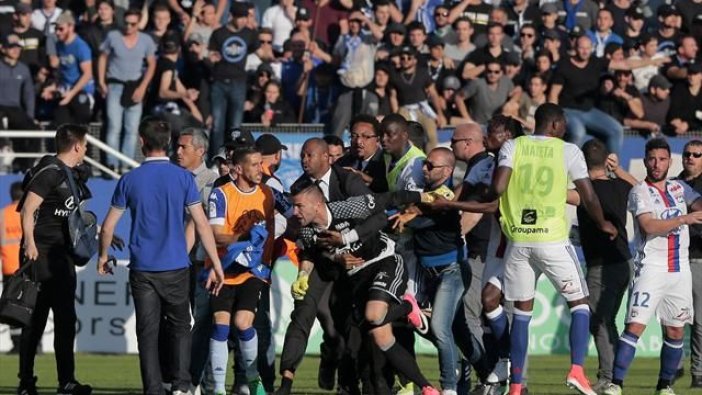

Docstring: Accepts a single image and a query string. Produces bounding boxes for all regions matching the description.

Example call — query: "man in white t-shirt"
[261,0,295,52]
[603,138,702,395]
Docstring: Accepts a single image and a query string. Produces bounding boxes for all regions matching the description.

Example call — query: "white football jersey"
[628,179,701,273]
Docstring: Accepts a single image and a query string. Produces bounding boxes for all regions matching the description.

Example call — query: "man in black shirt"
[597,69,643,124]
[17,125,97,395]
[12,3,46,76]
[578,139,636,393]
[462,22,509,80]
[392,45,445,149]
[207,1,257,158]
[549,35,625,154]
[679,139,702,388]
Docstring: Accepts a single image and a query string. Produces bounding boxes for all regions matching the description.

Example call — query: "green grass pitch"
[3,354,702,394]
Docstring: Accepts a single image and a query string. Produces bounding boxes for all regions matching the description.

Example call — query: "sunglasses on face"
[259,39,272,44]
[486,69,502,74]
[520,32,534,38]
[125,21,138,27]
[423,161,447,171]
[435,11,448,17]
[684,152,702,158]
[350,133,378,140]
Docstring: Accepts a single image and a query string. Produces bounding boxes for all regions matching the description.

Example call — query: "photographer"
[17,124,93,395]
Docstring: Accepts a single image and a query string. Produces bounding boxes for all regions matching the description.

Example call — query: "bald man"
[277,137,387,395]
[391,147,468,393]
[290,184,440,395]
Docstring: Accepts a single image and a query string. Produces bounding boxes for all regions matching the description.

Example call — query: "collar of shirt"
[192,161,209,176]
[315,167,332,185]
[144,156,170,162]
[313,168,332,200]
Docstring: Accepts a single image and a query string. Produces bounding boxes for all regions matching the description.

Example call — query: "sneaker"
[654,386,677,395]
[421,386,440,395]
[318,359,337,390]
[508,383,522,395]
[17,377,38,395]
[486,358,510,384]
[566,367,597,395]
[172,390,192,395]
[592,379,611,394]
[397,382,416,395]
[233,383,250,395]
[402,294,429,335]
[600,383,622,395]
[57,381,93,395]
[441,390,458,395]
[248,379,266,395]
[692,375,702,388]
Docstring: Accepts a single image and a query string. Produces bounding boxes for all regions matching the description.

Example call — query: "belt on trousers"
[424,262,458,277]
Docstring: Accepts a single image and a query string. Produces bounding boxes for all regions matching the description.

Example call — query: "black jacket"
[336,149,389,193]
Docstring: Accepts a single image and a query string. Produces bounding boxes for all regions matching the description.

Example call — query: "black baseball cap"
[230,2,248,18]
[626,6,644,19]
[226,128,255,149]
[649,74,673,90]
[427,34,445,48]
[296,6,310,20]
[255,133,288,155]
[386,23,406,35]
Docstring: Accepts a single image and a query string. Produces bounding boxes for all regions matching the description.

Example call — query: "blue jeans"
[105,83,142,168]
[563,107,624,154]
[209,79,247,158]
[426,262,465,391]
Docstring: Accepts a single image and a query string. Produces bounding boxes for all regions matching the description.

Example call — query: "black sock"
[656,379,671,390]
[382,342,430,388]
[276,377,293,395]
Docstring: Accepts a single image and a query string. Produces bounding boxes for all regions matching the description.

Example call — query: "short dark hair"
[124,8,141,20]
[684,139,702,152]
[152,4,170,14]
[407,121,427,149]
[55,123,88,154]
[350,114,381,138]
[231,147,259,166]
[406,21,425,33]
[533,103,564,130]
[10,181,22,201]
[488,115,524,138]
[582,138,608,170]
[487,22,503,33]
[452,17,472,30]
[139,117,171,152]
[380,113,408,132]
[323,135,344,148]
[645,137,671,156]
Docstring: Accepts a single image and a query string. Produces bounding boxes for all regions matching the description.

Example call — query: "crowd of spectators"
[0,0,701,170]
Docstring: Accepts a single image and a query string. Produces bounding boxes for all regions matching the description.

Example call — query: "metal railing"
[0,130,139,179]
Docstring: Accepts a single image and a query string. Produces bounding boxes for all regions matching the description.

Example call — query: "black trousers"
[279,268,350,383]
[19,274,77,386]
[53,94,92,127]
[130,268,191,395]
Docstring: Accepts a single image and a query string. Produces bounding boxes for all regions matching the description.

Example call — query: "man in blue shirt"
[42,11,94,126]
[97,118,224,395]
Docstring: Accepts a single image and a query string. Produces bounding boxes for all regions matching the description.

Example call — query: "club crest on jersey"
[661,207,682,220]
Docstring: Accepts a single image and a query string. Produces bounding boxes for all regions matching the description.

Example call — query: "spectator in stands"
[554,0,598,32]
[338,114,388,192]
[505,73,548,131]
[0,33,36,130]
[624,74,672,136]
[664,35,699,87]
[444,17,474,64]
[541,29,564,66]
[147,4,178,46]
[437,75,469,125]
[183,0,220,55]
[32,0,62,35]
[245,28,279,77]
[448,0,491,37]
[456,60,518,125]
[80,0,118,68]
[432,4,454,43]
[597,69,643,124]
[43,11,94,126]
[630,34,667,92]
[677,0,702,36]
[621,6,645,49]
[298,0,348,47]
[207,2,257,158]
[587,9,623,58]
[98,8,157,170]
[426,35,453,83]
[377,22,406,59]
[261,0,295,53]
[533,49,554,82]
[407,21,429,54]
[148,36,204,141]
[12,3,46,76]
[334,11,376,92]
[480,7,515,50]
[538,3,566,43]
[251,80,295,126]
[549,35,625,153]
[517,23,537,65]
[655,4,682,56]
[245,63,272,118]
[292,7,312,42]
[462,22,508,80]
[668,63,702,134]
[323,134,344,163]
[392,45,445,148]
[504,0,540,41]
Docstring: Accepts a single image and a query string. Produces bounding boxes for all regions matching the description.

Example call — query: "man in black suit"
[338,114,389,194]
[276,138,387,395]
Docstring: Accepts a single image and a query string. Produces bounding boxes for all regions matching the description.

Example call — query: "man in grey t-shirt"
[97,8,156,170]
[456,60,517,125]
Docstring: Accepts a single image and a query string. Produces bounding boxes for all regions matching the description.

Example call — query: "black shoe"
[318,362,337,391]
[57,381,93,395]
[692,375,702,388]
[17,377,38,395]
